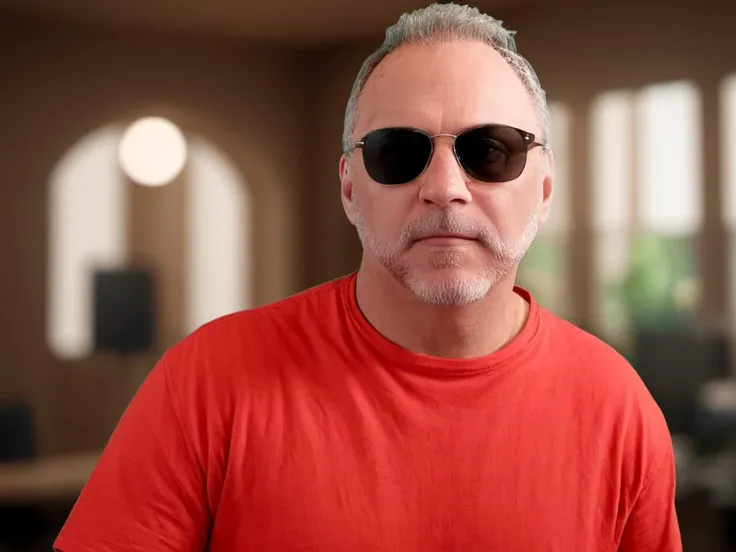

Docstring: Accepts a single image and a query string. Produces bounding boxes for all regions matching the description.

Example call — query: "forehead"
[355,40,539,139]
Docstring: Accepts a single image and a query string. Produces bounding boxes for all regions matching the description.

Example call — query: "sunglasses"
[347,124,545,185]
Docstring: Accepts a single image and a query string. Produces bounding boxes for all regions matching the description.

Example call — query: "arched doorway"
[47,117,253,361]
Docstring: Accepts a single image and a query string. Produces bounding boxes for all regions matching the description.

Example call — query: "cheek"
[477,183,540,236]
[355,185,412,237]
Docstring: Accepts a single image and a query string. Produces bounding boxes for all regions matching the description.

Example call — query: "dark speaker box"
[93,268,155,354]
[633,330,732,436]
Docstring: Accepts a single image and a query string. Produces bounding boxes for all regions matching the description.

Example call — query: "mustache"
[401,211,492,248]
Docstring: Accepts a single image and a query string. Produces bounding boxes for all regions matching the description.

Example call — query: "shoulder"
[538,308,673,485]
[161,274,352,384]
[540,309,654,404]
[193,274,347,334]
[538,308,671,449]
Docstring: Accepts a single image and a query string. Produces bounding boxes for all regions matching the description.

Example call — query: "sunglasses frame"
[347,123,547,185]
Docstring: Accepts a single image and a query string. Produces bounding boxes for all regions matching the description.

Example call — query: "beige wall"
[0,15,312,453]
[1,1,736,454]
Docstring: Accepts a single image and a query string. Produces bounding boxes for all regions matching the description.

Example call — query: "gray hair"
[342,3,550,153]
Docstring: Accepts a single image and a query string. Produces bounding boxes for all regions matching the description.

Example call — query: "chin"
[402,267,499,307]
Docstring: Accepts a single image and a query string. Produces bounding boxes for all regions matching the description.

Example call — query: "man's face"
[340,40,553,307]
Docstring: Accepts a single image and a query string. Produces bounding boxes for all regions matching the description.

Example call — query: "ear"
[339,154,358,226]
[537,148,555,226]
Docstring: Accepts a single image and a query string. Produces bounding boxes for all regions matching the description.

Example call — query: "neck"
[354,260,529,359]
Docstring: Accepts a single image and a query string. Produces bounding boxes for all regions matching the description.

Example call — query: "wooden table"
[0,451,100,504]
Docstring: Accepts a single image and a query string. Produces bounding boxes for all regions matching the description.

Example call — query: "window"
[637,82,702,235]
[592,82,701,346]
[591,91,633,341]
[632,82,700,330]
[722,74,736,320]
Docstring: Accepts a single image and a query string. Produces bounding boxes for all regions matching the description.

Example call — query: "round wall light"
[118,117,187,187]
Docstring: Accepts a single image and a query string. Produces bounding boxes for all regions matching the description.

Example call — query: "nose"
[417,139,472,207]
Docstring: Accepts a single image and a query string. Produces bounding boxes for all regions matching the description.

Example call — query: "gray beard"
[353,196,541,307]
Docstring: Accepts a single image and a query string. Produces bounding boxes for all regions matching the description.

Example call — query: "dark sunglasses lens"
[455,125,530,183]
[361,129,432,185]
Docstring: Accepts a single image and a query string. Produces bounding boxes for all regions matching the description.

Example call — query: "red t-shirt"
[54,273,681,551]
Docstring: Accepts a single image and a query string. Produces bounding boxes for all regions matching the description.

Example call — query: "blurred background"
[0,0,735,549]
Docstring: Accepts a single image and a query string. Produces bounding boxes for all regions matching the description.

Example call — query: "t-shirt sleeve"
[617,443,682,552]
[53,352,210,552]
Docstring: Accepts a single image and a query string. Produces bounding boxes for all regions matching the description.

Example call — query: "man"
[54,3,682,551]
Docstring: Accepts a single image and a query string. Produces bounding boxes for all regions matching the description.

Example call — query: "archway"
[47,117,253,361]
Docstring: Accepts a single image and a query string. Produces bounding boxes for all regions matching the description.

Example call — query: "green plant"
[608,234,697,331]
